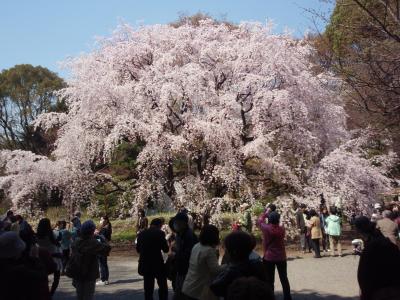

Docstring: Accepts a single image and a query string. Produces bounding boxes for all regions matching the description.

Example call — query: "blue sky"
[0,0,333,78]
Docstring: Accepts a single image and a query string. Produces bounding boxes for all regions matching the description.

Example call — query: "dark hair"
[138,209,146,217]
[58,220,67,229]
[15,214,23,222]
[309,209,318,217]
[355,216,377,236]
[150,218,164,227]
[174,212,189,224]
[101,215,110,226]
[268,212,280,225]
[330,207,337,215]
[224,231,253,262]
[199,225,220,246]
[300,203,307,209]
[250,234,257,250]
[6,210,13,217]
[268,204,277,212]
[227,277,274,300]
[37,218,57,245]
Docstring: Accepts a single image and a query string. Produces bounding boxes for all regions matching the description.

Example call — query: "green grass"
[30,208,263,244]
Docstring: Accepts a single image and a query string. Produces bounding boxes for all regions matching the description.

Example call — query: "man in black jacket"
[170,212,198,300]
[136,218,169,300]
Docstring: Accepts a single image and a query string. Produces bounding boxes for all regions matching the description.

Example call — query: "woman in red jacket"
[257,210,292,300]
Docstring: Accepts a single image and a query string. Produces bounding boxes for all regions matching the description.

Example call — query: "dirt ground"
[54,242,360,300]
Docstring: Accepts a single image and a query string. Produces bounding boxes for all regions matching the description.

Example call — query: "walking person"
[37,218,63,297]
[69,220,111,300]
[257,210,292,300]
[309,209,322,258]
[96,216,112,286]
[57,220,72,274]
[171,212,198,300]
[182,225,222,300]
[326,208,342,256]
[136,218,169,300]
[295,204,307,253]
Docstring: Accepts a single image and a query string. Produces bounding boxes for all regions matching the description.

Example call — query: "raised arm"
[256,209,269,230]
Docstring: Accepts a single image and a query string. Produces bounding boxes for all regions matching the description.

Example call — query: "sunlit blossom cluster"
[0,20,397,226]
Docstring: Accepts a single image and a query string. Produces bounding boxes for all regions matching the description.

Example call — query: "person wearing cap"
[376,210,399,246]
[170,212,198,299]
[70,220,111,300]
[257,210,292,300]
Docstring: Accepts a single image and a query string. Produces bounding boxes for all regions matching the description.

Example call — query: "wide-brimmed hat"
[0,231,26,259]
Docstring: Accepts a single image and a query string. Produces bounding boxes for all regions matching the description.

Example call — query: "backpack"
[65,249,91,279]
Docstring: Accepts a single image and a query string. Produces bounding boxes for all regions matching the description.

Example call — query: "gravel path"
[54,251,360,300]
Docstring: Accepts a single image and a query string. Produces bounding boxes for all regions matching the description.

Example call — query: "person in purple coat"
[257,210,292,300]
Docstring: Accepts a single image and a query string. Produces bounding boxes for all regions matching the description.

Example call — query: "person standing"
[257,210,292,300]
[96,216,112,286]
[71,217,81,242]
[69,220,111,300]
[73,211,82,229]
[325,208,342,256]
[37,218,63,297]
[171,212,198,300]
[182,225,222,300]
[295,204,307,253]
[309,209,322,258]
[320,207,329,253]
[0,231,52,300]
[179,208,194,230]
[15,214,34,237]
[136,209,149,235]
[210,231,266,299]
[136,218,169,300]
[355,217,400,300]
[239,203,252,233]
[376,210,399,246]
[57,220,72,274]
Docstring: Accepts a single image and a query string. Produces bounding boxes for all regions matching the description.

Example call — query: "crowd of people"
[294,202,343,258]
[1,198,400,300]
[0,210,112,300]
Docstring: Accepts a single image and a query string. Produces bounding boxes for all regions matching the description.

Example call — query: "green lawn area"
[36,208,263,244]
